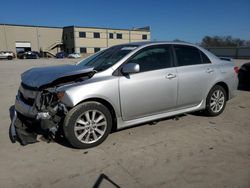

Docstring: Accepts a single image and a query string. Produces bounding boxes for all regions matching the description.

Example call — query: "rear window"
[174,45,202,66]
[201,51,211,64]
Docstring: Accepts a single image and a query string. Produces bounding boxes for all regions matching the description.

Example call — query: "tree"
[173,39,186,42]
[201,35,249,47]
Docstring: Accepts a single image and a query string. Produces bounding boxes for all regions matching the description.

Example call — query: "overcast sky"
[1,0,249,43]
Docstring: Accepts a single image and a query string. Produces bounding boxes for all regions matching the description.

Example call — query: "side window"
[127,46,172,72]
[79,32,86,38]
[117,33,123,39]
[174,45,202,66]
[80,47,87,53]
[201,51,211,64]
[93,32,100,38]
[109,33,113,39]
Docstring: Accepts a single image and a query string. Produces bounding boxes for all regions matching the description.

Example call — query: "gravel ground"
[0,58,249,188]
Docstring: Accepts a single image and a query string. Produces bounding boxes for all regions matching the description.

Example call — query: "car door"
[173,45,215,108]
[119,45,178,121]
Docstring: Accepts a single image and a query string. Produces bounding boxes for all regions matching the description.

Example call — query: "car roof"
[123,41,195,47]
[118,41,206,51]
[119,41,219,61]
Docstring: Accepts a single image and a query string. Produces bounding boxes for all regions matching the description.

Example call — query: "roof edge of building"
[63,25,150,32]
[0,23,151,32]
[0,23,63,29]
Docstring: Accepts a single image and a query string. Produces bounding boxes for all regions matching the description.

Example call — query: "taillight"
[234,66,239,74]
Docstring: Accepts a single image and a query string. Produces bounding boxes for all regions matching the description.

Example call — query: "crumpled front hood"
[21,64,94,89]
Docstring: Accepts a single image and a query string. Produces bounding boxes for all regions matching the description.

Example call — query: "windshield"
[77,45,138,72]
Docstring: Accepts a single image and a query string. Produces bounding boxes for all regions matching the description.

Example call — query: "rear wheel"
[63,102,112,149]
[7,56,12,60]
[204,85,227,116]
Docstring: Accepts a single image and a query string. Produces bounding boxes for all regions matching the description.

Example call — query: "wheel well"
[214,82,229,100]
[77,98,117,131]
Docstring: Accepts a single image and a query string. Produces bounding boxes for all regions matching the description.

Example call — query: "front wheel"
[204,85,227,116]
[63,102,112,149]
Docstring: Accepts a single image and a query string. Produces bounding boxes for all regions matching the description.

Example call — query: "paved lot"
[0,58,250,188]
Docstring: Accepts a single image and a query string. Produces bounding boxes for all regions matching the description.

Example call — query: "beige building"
[0,24,63,55]
[64,26,151,54]
[0,23,150,55]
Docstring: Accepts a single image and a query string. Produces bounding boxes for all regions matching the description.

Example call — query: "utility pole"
[36,27,40,52]
[3,24,8,50]
[129,30,131,43]
[106,29,109,48]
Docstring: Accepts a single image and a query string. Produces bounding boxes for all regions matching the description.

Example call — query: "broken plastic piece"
[36,112,51,120]
[10,110,17,143]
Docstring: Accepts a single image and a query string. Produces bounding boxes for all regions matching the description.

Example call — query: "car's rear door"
[173,45,215,108]
[119,45,178,121]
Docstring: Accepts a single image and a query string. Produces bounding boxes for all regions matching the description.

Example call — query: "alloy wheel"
[210,90,225,113]
[74,110,107,144]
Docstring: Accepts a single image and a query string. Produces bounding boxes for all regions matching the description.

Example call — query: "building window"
[109,33,113,39]
[79,32,86,38]
[142,34,147,40]
[117,33,122,39]
[65,34,68,40]
[80,47,87,53]
[93,32,100,38]
[94,48,101,53]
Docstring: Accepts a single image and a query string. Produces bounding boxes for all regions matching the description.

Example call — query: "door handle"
[206,68,214,73]
[165,73,176,79]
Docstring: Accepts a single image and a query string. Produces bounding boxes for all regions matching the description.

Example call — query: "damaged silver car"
[11,42,238,149]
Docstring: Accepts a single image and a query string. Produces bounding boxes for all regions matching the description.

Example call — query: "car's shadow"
[114,113,188,134]
[9,104,190,148]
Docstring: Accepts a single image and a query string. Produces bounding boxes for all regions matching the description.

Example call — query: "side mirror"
[122,63,140,74]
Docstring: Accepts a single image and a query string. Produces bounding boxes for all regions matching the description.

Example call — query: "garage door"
[15,42,31,53]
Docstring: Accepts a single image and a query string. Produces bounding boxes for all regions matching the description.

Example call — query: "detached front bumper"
[10,110,17,143]
[10,109,38,145]
[10,94,36,143]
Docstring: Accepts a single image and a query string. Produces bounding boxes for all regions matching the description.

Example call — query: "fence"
[206,47,250,59]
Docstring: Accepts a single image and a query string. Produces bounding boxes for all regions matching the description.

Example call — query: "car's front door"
[118,45,178,121]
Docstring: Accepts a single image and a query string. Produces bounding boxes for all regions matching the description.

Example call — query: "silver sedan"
[14,42,238,148]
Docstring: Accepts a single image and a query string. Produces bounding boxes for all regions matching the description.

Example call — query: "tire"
[204,85,227,116]
[63,102,112,149]
[7,56,12,60]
